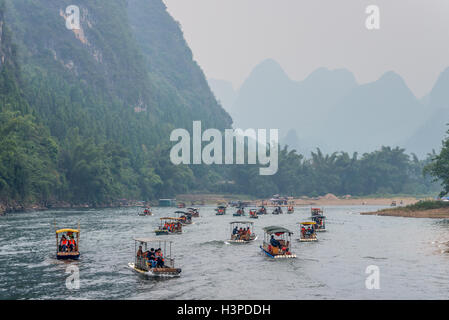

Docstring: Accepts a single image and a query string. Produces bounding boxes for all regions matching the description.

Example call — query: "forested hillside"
[0,0,231,209]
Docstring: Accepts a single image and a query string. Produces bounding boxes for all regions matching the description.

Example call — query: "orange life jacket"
[61,239,68,245]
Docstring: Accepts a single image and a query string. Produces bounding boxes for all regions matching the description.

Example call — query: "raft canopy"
[300,221,317,225]
[134,237,173,244]
[56,228,79,234]
[230,221,254,225]
[160,217,183,220]
[263,226,292,235]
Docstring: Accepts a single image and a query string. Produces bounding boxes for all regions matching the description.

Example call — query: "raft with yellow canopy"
[55,223,80,260]
[298,221,318,242]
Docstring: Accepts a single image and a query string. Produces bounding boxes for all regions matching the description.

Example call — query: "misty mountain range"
[208,59,449,158]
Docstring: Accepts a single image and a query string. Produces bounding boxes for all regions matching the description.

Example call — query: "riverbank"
[0,199,152,215]
[176,193,420,207]
[288,196,419,207]
[0,194,424,216]
[361,200,449,218]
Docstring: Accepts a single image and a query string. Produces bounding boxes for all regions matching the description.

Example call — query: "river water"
[1,205,449,300]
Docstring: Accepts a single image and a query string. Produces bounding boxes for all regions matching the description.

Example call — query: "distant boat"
[233,207,245,216]
[187,207,200,217]
[177,202,186,208]
[138,208,152,216]
[174,211,193,225]
[215,206,226,215]
[249,209,258,219]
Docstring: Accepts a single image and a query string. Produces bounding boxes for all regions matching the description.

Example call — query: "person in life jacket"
[60,235,68,252]
[155,248,165,268]
[242,227,250,241]
[68,237,76,252]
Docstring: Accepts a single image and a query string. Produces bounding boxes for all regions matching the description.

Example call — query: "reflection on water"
[1,205,449,299]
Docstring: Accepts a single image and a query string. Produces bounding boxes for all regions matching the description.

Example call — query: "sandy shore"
[283,197,418,207]
[361,207,449,218]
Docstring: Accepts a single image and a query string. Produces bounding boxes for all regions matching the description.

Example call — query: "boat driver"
[232,226,238,239]
[270,235,281,248]
[137,245,143,257]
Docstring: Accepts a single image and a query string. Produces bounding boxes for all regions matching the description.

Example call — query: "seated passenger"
[148,248,156,259]
[68,237,76,252]
[59,235,68,252]
[155,248,164,268]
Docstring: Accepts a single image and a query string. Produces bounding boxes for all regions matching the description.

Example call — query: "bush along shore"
[361,200,449,218]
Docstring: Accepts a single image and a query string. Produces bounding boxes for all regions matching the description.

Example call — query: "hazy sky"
[163,0,449,98]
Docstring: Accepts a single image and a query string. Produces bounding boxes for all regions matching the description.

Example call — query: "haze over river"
[1,205,449,299]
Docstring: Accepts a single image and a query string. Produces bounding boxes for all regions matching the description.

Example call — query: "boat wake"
[200,240,226,247]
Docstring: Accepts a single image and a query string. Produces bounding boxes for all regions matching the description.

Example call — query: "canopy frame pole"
[54,219,58,254]
[77,221,80,252]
